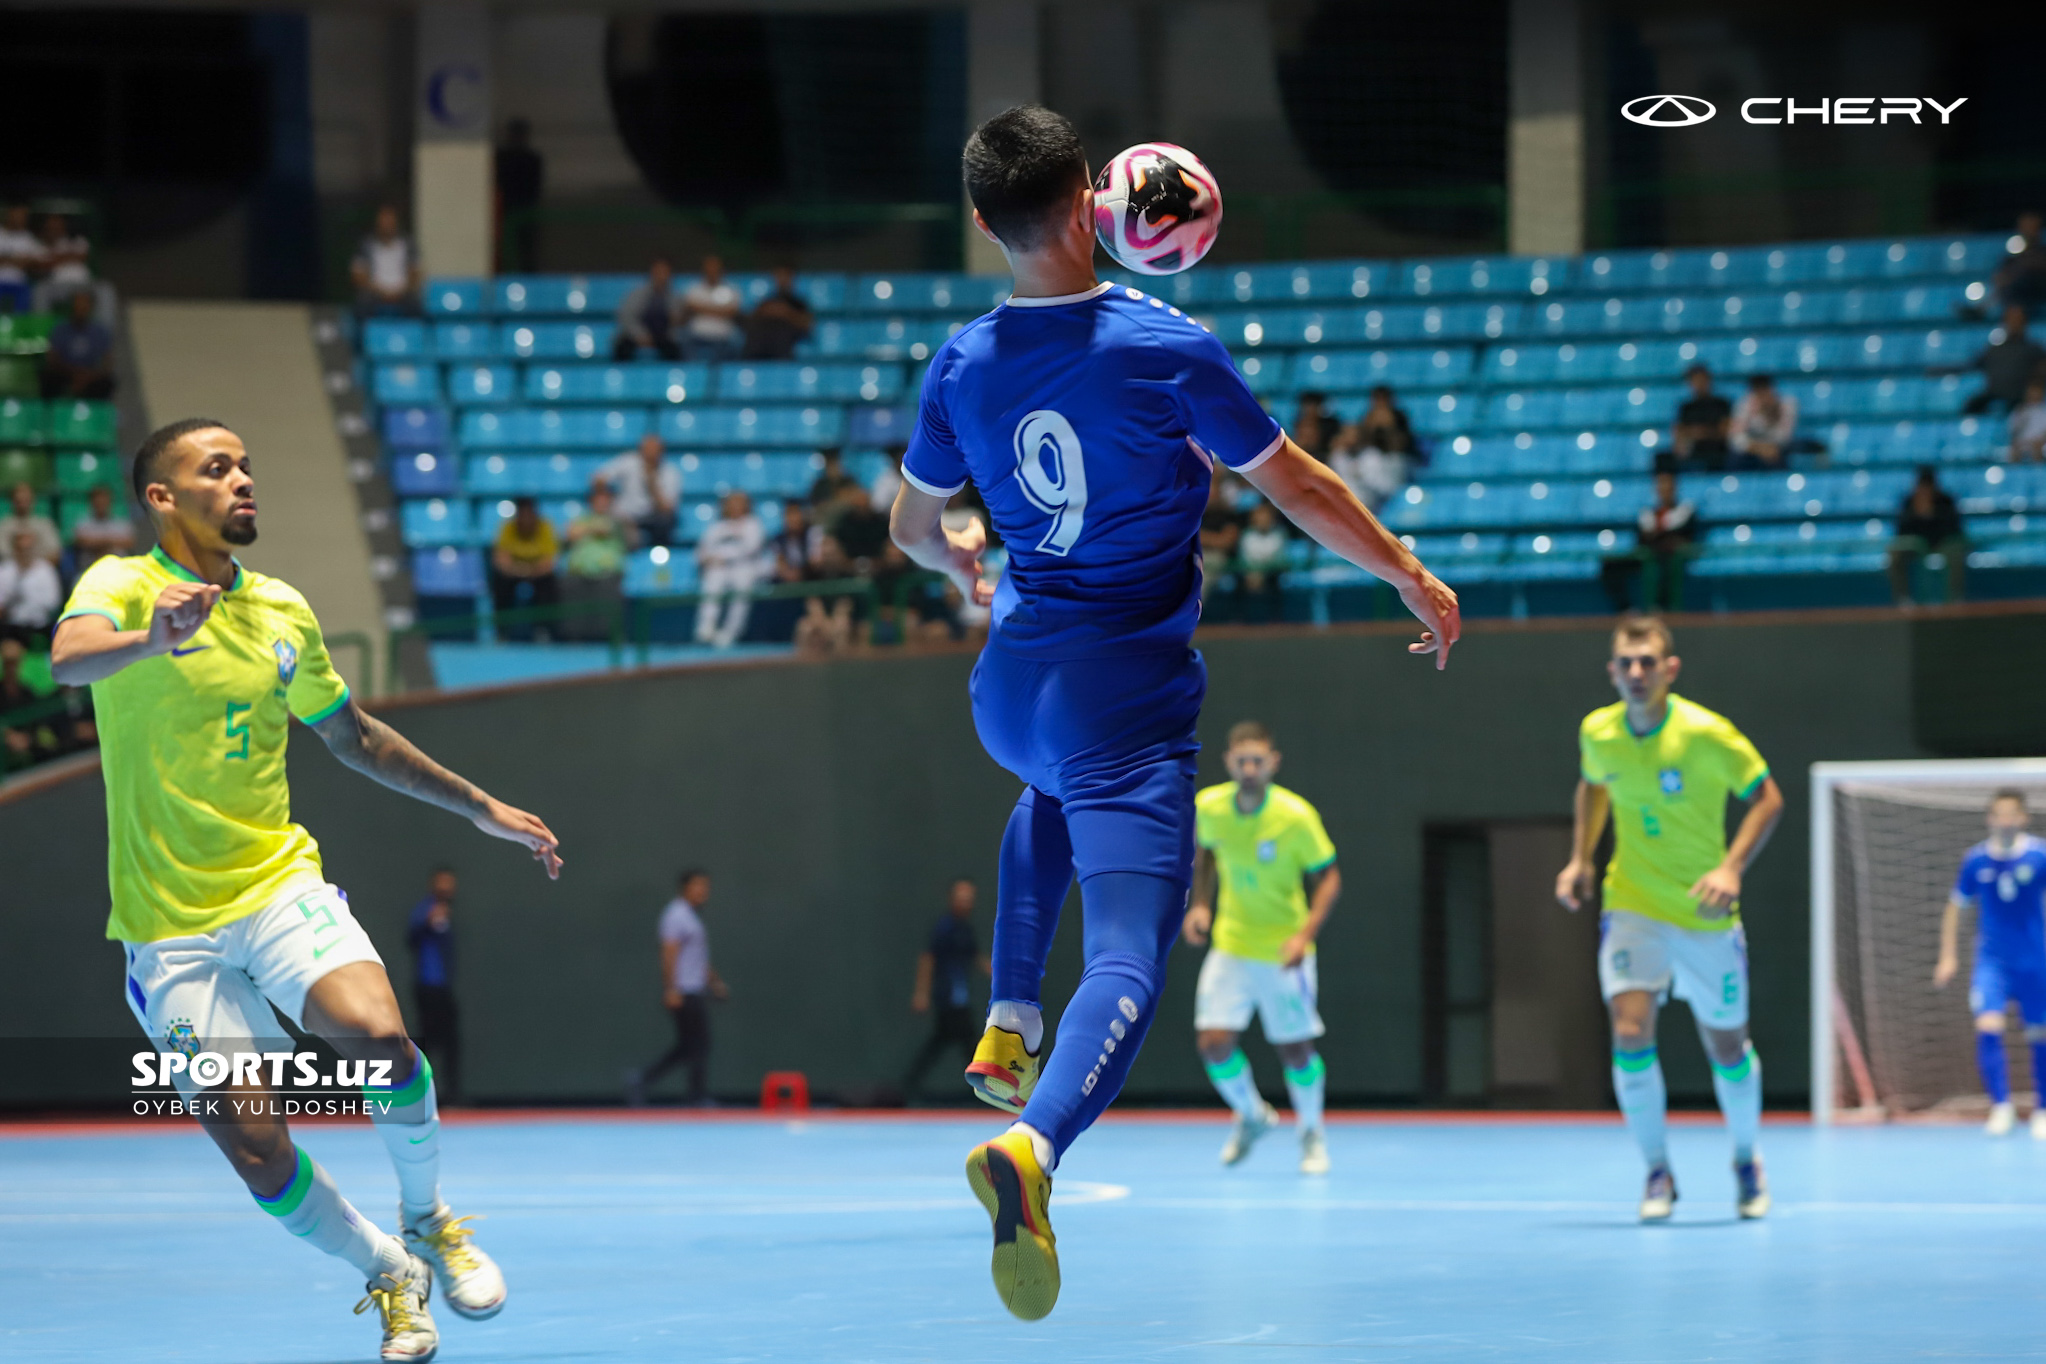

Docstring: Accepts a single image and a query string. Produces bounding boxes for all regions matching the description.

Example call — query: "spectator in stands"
[834,483,891,566]
[679,255,743,362]
[494,117,545,274]
[406,867,462,1103]
[1888,466,1968,606]
[627,868,728,1107]
[0,205,36,312]
[902,877,991,1100]
[0,483,59,565]
[0,637,58,772]
[1236,500,1291,623]
[2011,375,2046,462]
[773,500,824,580]
[1959,306,2046,415]
[694,491,766,649]
[69,484,134,569]
[1995,212,2046,316]
[598,433,681,546]
[613,256,680,361]
[1602,458,1698,613]
[350,204,421,319]
[1292,391,1337,461]
[869,446,905,512]
[1729,373,1796,470]
[32,213,91,308]
[0,527,61,645]
[562,481,629,640]
[741,265,814,361]
[807,448,861,530]
[1672,365,1732,470]
[41,289,114,400]
[1332,386,1417,509]
[489,496,561,641]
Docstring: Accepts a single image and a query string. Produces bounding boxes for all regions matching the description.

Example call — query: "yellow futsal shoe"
[966,1129,1059,1320]
[965,1026,1039,1115]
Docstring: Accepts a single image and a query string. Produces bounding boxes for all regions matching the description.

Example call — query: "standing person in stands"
[1888,466,1968,606]
[679,255,743,362]
[612,257,681,361]
[49,417,560,1361]
[493,117,544,273]
[350,205,421,319]
[741,265,815,361]
[1672,366,1732,470]
[627,870,729,1106]
[489,497,561,641]
[598,433,682,547]
[904,878,992,1101]
[406,867,463,1104]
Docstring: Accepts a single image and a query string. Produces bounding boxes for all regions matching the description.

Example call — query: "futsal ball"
[1092,143,1222,275]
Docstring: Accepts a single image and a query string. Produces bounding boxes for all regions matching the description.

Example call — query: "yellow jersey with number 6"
[59,547,351,943]
[1579,693,1769,932]
[1195,782,1338,962]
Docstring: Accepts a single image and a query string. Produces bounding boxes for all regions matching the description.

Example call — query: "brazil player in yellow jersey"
[1554,616,1783,1223]
[1183,721,1342,1175]
[52,418,563,1362]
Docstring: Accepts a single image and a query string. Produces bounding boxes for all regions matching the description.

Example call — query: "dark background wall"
[13,608,2044,1112]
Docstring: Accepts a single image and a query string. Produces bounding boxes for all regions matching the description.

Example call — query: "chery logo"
[1623,95,1967,127]
[1622,95,1716,127]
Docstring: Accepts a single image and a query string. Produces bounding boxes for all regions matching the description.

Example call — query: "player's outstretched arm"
[49,582,222,685]
[889,485,995,606]
[1556,780,1611,910]
[1241,437,1460,669]
[311,699,563,879]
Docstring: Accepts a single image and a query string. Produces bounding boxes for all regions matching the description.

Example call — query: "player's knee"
[1978,1012,2009,1034]
[1196,1030,1236,1063]
[1276,1042,1318,1070]
[1611,1015,1653,1047]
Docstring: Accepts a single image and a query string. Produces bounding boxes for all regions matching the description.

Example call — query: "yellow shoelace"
[354,1272,423,1335]
[420,1213,483,1277]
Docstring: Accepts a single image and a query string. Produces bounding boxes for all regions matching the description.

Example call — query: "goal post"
[1811,758,2046,1124]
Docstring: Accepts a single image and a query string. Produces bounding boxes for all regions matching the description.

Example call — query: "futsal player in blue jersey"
[1934,789,2046,1137]
[889,106,1461,1320]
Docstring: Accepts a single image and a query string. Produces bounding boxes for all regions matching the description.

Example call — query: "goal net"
[1813,759,2046,1122]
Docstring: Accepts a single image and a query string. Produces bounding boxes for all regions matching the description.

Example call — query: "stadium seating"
[357,230,2042,614]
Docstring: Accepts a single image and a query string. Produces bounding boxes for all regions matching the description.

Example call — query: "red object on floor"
[759,1071,810,1113]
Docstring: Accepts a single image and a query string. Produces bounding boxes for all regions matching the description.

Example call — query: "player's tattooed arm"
[312,699,564,878]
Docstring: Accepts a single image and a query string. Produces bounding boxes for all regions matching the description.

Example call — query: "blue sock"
[1612,1046,1669,1169]
[2031,1037,2046,1102]
[1979,1031,2011,1103]
[1019,871,1183,1158]
[988,786,1075,1009]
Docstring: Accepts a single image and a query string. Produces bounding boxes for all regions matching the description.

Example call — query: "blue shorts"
[969,644,1204,886]
[1970,952,2046,1024]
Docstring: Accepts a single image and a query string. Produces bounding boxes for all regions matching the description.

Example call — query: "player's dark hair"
[1227,720,1274,749]
[1614,614,1674,655]
[132,417,230,511]
[1991,788,2028,811]
[963,105,1088,252]
[678,867,709,888]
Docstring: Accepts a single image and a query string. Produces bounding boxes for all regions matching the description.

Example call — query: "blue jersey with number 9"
[902,282,1283,660]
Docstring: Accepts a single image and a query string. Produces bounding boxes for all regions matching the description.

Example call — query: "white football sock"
[987,999,1044,1053]
[253,1146,409,1281]
[1284,1053,1327,1132]
[1612,1046,1670,1169]
[1712,1043,1764,1164]
[1008,1121,1056,1172]
[1204,1049,1263,1118]
[366,1048,442,1221]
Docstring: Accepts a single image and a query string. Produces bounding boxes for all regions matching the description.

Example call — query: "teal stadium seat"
[364,319,427,358]
[424,279,486,316]
[447,364,517,405]
[526,363,709,404]
[432,323,493,360]
[498,322,614,361]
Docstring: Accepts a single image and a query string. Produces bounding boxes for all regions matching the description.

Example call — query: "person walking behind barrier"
[407,867,463,1103]
[904,878,992,1101]
[627,869,728,1106]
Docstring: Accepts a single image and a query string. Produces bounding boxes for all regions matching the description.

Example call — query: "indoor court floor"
[5,1111,2042,1363]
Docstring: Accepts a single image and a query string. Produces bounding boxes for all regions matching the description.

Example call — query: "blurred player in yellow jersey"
[1183,721,1342,1175]
[52,419,562,1362]
[1555,616,1783,1223]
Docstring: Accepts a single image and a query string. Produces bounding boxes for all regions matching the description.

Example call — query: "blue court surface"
[6,1111,2043,1363]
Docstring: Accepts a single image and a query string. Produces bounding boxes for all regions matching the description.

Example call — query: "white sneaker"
[1734,1156,1770,1220]
[355,1252,439,1362]
[1987,1101,2017,1136]
[1299,1127,1330,1176]
[2033,1109,2046,1140]
[1639,1166,1677,1222]
[402,1204,507,1320]
[1220,1103,1277,1166]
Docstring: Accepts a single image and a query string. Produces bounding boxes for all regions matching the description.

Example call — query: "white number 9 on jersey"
[1013,409,1088,555]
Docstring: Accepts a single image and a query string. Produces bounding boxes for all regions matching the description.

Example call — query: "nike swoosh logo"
[311,942,337,959]
[170,645,212,657]
[408,1134,433,1144]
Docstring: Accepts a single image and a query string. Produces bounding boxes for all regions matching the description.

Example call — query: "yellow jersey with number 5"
[59,547,351,943]
[1579,693,1769,932]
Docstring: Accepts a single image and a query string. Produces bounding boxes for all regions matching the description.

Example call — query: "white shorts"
[122,882,383,1089]
[1193,948,1326,1045]
[1597,909,1749,1031]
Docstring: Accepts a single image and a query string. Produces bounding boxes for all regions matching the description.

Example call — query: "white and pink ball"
[1092,142,1222,276]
